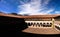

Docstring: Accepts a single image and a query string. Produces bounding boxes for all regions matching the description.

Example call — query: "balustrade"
[26,21,52,28]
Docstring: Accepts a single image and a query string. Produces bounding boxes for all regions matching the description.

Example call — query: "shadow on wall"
[0,16,60,37]
[0,16,28,36]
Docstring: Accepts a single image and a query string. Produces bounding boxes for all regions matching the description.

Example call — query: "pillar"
[52,18,55,28]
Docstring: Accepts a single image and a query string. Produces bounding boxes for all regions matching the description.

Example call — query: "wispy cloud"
[55,11,60,14]
[18,0,54,15]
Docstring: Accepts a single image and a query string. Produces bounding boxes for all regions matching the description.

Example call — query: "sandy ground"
[22,27,60,34]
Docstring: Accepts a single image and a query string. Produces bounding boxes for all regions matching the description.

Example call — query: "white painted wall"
[25,21,52,23]
[25,21,53,28]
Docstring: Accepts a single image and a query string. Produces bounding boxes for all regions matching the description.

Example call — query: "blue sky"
[0,0,60,15]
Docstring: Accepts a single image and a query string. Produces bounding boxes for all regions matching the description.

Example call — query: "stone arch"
[46,22,48,25]
[50,23,52,25]
[47,22,51,27]
[40,22,42,27]
[43,23,46,27]
[40,22,42,25]
[37,22,40,27]
[49,23,52,27]
[43,23,45,24]
[28,23,31,26]
[33,22,35,27]
[37,23,39,24]
[37,23,39,27]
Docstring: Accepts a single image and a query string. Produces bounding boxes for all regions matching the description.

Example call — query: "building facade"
[24,15,60,28]
[0,13,60,28]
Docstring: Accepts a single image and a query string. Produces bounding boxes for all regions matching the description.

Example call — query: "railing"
[54,24,60,30]
[25,21,52,28]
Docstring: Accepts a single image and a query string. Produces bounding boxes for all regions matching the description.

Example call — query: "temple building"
[0,13,60,28]
[24,15,60,28]
[0,13,60,34]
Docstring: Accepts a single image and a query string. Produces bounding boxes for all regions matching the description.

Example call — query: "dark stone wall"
[0,16,28,36]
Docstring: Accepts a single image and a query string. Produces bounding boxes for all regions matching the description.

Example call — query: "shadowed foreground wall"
[0,16,27,36]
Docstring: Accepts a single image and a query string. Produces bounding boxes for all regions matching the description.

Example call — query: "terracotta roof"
[0,13,60,18]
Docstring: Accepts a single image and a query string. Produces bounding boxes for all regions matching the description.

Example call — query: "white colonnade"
[25,21,52,28]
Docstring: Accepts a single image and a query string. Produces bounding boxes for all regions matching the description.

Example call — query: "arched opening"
[37,23,39,27]
[43,23,46,27]
[38,23,40,27]
[33,23,35,27]
[40,23,42,27]
[50,23,52,25]
[50,23,52,27]
[47,23,49,25]
[28,23,31,26]
[30,22,34,27]
[43,23,45,24]
[37,23,39,24]
[40,23,42,25]
[46,23,49,27]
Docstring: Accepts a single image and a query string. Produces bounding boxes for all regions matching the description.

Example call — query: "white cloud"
[43,0,50,5]
[55,11,60,14]
[18,0,54,15]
